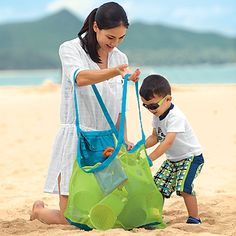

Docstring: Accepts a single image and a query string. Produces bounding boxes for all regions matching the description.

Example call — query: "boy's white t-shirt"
[152,104,202,162]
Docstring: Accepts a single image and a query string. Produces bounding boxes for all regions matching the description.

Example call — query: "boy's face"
[141,94,171,117]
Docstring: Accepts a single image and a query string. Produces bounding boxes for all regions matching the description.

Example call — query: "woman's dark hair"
[78,2,129,63]
[139,74,171,101]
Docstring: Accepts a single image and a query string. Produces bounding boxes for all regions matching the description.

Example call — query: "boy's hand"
[125,140,134,151]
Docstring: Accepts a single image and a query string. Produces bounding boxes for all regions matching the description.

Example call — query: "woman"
[30,2,140,224]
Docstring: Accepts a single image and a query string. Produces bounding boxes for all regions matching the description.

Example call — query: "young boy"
[139,74,204,224]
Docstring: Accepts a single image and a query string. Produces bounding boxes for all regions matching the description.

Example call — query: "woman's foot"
[30,200,45,221]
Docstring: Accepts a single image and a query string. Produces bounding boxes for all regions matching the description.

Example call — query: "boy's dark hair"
[139,74,171,100]
[78,2,129,63]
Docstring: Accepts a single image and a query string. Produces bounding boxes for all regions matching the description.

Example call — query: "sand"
[0,83,236,236]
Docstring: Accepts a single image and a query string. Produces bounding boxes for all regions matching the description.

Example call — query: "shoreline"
[0,83,236,88]
[0,62,236,72]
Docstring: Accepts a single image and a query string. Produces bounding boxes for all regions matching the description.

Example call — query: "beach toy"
[70,191,100,221]
[118,195,147,228]
[89,189,128,230]
[118,190,165,229]
[102,147,114,157]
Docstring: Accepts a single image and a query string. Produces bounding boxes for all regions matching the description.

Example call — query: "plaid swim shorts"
[154,154,204,198]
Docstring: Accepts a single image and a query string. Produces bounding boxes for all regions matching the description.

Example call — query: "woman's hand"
[116,64,140,82]
[116,64,129,75]
[127,68,140,82]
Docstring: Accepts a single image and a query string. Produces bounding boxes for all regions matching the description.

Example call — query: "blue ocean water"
[0,70,61,86]
[139,64,236,84]
[0,64,236,86]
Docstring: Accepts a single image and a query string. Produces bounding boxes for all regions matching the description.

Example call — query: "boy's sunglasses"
[143,96,167,110]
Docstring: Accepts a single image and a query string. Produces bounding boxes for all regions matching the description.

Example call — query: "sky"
[0,0,236,37]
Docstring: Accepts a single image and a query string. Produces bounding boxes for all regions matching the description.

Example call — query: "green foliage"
[120,22,236,65]
[0,10,235,69]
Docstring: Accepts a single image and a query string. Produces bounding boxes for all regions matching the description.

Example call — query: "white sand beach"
[0,83,236,235]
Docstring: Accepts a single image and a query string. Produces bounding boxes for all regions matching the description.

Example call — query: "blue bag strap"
[134,82,146,142]
[91,84,118,137]
[76,74,129,173]
[73,70,118,137]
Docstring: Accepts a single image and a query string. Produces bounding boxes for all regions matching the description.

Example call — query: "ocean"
[0,64,236,86]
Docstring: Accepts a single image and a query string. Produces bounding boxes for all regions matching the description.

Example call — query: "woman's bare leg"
[30,174,69,224]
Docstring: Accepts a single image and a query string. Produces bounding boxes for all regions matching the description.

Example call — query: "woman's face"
[93,22,127,53]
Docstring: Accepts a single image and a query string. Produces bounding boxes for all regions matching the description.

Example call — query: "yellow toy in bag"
[64,73,165,230]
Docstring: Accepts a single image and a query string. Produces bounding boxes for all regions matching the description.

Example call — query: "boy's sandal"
[186,216,202,224]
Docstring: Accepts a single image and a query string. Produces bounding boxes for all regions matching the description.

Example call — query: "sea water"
[0,69,61,86]
[140,64,236,84]
[0,64,236,86]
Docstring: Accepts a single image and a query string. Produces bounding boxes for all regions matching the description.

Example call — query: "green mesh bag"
[64,73,165,230]
[64,144,165,230]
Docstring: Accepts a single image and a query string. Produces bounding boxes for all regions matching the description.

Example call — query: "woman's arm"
[76,64,140,86]
[76,67,121,86]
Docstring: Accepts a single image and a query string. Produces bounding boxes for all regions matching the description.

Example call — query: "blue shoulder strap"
[91,84,118,137]
[73,70,118,137]
[135,81,146,142]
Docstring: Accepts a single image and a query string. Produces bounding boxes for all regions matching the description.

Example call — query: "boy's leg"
[181,192,199,218]
[30,174,69,224]
[175,155,204,223]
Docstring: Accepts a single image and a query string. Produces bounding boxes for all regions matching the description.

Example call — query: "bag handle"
[73,71,144,142]
[91,77,145,143]
[134,82,146,142]
[91,84,118,137]
[73,70,118,137]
